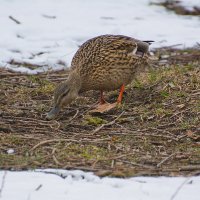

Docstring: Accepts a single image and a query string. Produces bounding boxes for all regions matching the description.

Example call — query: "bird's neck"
[67,70,82,93]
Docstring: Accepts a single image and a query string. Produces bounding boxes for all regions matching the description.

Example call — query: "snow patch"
[0,170,200,200]
[179,0,200,11]
[0,0,200,73]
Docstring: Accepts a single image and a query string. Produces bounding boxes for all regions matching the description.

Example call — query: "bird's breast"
[80,65,137,92]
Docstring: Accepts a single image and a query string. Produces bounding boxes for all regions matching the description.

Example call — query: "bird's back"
[70,35,152,91]
[71,35,141,67]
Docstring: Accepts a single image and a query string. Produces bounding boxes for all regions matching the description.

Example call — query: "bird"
[47,34,154,119]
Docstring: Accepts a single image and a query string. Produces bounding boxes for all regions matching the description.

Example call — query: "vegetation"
[0,47,200,177]
[151,0,200,16]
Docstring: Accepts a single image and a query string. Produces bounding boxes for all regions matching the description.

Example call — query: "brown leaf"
[186,130,199,141]
[177,104,185,109]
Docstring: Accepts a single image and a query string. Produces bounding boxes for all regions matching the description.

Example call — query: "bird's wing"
[101,35,138,55]
[71,35,144,68]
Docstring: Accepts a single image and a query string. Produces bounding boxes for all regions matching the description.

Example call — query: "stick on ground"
[92,111,125,134]
[9,16,21,24]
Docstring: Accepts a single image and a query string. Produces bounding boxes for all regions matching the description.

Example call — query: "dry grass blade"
[0,171,7,198]
[157,153,177,168]
[0,47,200,176]
[170,177,192,200]
[92,111,125,134]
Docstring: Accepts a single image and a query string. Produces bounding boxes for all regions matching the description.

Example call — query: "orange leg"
[90,85,125,113]
[117,84,125,104]
[99,90,106,104]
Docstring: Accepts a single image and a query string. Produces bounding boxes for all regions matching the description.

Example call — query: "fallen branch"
[171,170,200,200]
[67,109,79,123]
[179,165,200,171]
[121,160,155,169]
[0,171,7,198]
[92,111,125,134]
[157,153,177,168]
[30,139,80,152]
[30,138,110,152]
[52,148,63,166]
[8,59,45,69]
[92,152,136,169]
[9,16,21,24]
[42,14,56,19]
[170,177,191,200]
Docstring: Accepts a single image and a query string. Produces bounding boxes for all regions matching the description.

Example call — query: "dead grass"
[151,0,200,16]
[0,48,200,177]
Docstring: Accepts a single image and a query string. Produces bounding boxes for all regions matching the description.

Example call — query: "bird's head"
[46,71,81,120]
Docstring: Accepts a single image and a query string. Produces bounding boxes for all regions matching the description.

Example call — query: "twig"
[42,14,56,19]
[179,165,200,171]
[35,184,42,191]
[0,171,7,198]
[27,184,43,200]
[170,177,191,200]
[92,152,136,168]
[149,127,174,137]
[170,170,200,200]
[190,91,200,96]
[169,108,191,119]
[120,160,155,169]
[111,160,115,168]
[92,111,125,134]
[30,138,109,152]
[157,153,177,168]
[67,109,79,123]
[52,148,63,166]
[8,59,44,68]
[9,16,21,24]
[30,139,80,152]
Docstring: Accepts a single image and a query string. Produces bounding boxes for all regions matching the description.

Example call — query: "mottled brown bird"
[47,34,154,119]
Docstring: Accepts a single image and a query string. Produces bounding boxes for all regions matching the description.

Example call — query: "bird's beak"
[46,106,60,120]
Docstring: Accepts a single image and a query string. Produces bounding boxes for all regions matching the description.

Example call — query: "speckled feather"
[71,35,150,92]
[47,35,153,119]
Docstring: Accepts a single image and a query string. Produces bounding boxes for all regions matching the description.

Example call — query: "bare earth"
[0,47,200,177]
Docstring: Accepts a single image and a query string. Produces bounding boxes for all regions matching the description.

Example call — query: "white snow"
[0,0,200,74]
[6,149,15,155]
[1,2,199,198]
[0,169,200,200]
[179,0,200,11]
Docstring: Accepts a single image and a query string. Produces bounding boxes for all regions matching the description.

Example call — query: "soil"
[151,0,200,16]
[0,47,200,177]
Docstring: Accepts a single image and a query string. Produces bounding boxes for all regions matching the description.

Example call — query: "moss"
[180,121,191,130]
[155,108,172,117]
[175,91,187,98]
[160,91,170,98]
[81,145,107,160]
[33,83,55,95]
[148,70,160,84]
[132,78,144,89]
[0,48,200,176]
[27,75,56,95]
[59,144,109,161]
[28,75,52,86]
[84,116,107,126]
[35,103,49,112]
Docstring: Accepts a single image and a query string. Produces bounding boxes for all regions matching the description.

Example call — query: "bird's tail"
[143,40,154,45]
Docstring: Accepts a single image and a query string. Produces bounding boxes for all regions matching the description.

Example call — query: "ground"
[0,48,200,177]
[152,0,200,16]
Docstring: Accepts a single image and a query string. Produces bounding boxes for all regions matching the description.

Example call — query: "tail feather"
[143,40,154,45]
